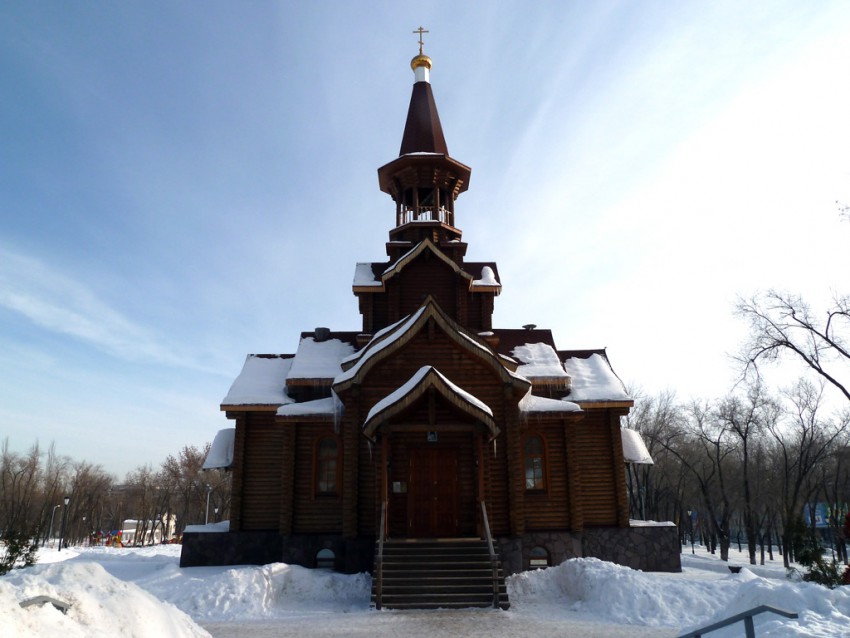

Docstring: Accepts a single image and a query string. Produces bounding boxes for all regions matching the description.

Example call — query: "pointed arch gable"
[362,366,497,440]
[333,297,530,395]
[381,238,472,285]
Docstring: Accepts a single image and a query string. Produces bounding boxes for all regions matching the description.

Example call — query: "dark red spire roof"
[399,81,448,156]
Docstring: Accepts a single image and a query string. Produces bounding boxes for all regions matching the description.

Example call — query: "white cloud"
[0,244,206,370]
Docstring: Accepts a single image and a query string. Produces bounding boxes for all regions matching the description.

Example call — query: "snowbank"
[5,545,850,637]
[1,560,208,638]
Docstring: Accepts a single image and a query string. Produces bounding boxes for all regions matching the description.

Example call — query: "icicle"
[492,438,497,458]
[332,389,344,434]
[368,439,373,462]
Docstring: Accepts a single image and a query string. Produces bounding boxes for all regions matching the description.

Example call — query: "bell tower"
[353,30,501,335]
[376,30,472,260]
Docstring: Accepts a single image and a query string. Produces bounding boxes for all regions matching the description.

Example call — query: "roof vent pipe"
[522,324,537,331]
[314,327,331,342]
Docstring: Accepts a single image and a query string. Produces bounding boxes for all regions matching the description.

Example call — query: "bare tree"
[661,401,737,561]
[716,383,778,564]
[626,390,689,523]
[737,291,850,403]
[770,380,850,568]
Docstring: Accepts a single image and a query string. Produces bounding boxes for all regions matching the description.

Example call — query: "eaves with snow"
[562,352,631,404]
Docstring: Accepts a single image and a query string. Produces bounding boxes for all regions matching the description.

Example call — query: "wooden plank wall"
[358,434,378,537]
[522,420,570,531]
[239,412,283,531]
[575,410,618,525]
[396,258,457,320]
[292,422,343,534]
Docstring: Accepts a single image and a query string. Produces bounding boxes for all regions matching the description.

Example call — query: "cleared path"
[202,608,679,638]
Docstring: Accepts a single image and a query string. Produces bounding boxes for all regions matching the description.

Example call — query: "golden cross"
[413,26,429,55]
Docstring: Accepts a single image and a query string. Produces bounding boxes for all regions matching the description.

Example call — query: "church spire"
[399,27,447,156]
[377,31,471,243]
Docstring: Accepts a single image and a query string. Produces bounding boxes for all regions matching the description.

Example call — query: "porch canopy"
[362,365,497,440]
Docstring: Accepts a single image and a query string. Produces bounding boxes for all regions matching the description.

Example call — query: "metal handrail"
[375,500,387,610]
[480,500,500,609]
[678,605,798,638]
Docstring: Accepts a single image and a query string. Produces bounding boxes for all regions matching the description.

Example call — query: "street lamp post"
[44,504,61,547]
[687,509,695,554]
[205,485,212,525]
[58,495,71,551]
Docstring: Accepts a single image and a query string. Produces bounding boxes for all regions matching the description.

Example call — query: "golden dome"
[410,54,432,71]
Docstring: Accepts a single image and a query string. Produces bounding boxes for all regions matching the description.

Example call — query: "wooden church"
[182,35,680,608]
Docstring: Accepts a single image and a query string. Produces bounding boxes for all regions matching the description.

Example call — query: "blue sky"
[2,1,849,477]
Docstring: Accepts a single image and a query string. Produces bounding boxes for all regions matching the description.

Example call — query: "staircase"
[371,538,510,610]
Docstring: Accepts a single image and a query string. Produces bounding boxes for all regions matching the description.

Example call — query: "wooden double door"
[407,446,458,537]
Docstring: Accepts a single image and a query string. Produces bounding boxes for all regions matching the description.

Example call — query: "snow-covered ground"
[3,543,850,637]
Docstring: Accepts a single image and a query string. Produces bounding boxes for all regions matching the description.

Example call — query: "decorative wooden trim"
[609,410,631,527]
[279,423,296,535]
[361,366,497,440]
[571,400,634,409]
[229,413,247,532]
[505,398,525,537]
[342,414,359,539]
[222,405,281,413]
[334,297,530,396]
[565,418,585,532]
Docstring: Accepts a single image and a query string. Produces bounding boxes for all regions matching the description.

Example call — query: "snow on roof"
[202,429,235,469]
[512,343,570,380]
[288,337,356,381]
[340,313,411,367]
[334,306,427,385]
[277,395,343,418]
[563,353,630,402]
[472,265,500,287]
[518,392,581,414]
[365,365,493,424]
[621,428,654,464]
[221,355,294,406]
[353,262,381,287]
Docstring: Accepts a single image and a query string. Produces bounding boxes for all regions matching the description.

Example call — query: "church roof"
[562,352,631,404]
[399,80,448,155]
[286,335,357,385]
[221,354,295,408]
[352,240,501,293]
[334,298,530,394]
[518,393,582,414]
[511,342,570,384]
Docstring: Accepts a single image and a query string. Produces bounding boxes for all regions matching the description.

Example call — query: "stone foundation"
[582,523,681,572]
[181,524,680,574]
[496,523,681,575]
[180,532,375,573]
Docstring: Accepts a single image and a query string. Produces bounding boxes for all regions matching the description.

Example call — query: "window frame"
[314,435,342,497]
[522,432,548,493]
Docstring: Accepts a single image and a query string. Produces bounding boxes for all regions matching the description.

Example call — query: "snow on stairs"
[371,538,510,610]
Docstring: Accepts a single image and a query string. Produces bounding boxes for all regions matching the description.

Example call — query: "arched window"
[315,437,340,495]
[524,434,546,491]
[316,548,335,569]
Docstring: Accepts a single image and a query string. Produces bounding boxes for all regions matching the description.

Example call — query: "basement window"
[529,546,550,568]
[316,548,335,569]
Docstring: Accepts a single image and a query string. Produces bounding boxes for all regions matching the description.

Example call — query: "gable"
[333,298,530,395]
[362,365,497,440]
